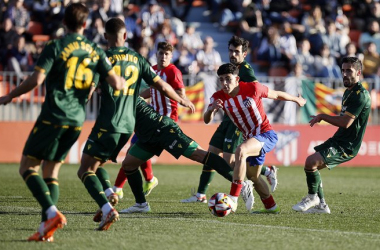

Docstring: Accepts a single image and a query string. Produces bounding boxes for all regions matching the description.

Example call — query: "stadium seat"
[268,66,289,77]
[349,30,362,48]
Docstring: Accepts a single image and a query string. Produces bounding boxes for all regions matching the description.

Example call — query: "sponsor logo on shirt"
[169,140,178,149]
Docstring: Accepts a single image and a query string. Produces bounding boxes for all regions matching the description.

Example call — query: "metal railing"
[1,71,379,124]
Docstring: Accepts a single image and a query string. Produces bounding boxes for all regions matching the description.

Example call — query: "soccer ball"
[208,193,233,217]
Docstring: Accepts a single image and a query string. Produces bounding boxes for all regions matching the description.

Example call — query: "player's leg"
[180,145,221,203]
[96,132,131,205]
[141,159,158,196]
[113,134,138,197]
[181,122,226,203]
[119,143,153,213]
[292,152,326,212]
[23,122,69,241]
[239,131,279,213]
[78,153,118,230]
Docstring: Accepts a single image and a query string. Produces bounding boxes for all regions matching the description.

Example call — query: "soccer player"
[78,18,194,230]
[112,41,188,198]
[292,57,370,214]
[0,3,123,241]
[181,36,278,208]
[118,97,249,213]
[209,63,306,214]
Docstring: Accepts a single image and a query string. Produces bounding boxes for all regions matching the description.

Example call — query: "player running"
[211,63,306,214]
[112,41,188,199]
[181,36,278,210]
[79,18,194,230]
[114,97,251,214]
[0,3,124,241]
[292,57,370,214]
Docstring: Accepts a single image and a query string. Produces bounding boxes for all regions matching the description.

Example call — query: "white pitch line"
[2,207,379,238]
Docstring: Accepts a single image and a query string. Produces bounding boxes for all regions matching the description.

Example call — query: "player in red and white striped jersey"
[206,63,306,213]
[149,48,185,121]
[113,42,187,202]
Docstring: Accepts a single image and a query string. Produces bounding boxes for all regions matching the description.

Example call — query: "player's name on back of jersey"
[60,41,99,61]
[109,54,139,64]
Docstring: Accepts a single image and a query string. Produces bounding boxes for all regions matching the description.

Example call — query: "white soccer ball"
[208,193,233,217]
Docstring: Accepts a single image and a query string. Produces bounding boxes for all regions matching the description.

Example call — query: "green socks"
[44,178,59,204]
[126,169,146,203]
[81,171,108,208]
[305,170,322,195]
[202,152,233,182]
[197,165,216,194]
[23,170,54,211]
[96,167,112,190]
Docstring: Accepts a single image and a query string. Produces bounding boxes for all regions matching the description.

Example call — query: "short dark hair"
[105,17,126,35]
[217,63,239,76]
[64,3,89,31]
[228,35,249,53]
[157,41,173,52]
[341,57,362,71]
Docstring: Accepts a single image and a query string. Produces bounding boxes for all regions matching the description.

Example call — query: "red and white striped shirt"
[150,64,184,121]
[210,81,273,139]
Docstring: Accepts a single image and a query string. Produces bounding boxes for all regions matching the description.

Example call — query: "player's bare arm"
[309,113,354,128]
[0,70,45,105]
[204,99,223,124]
[175,88,188,100]
[152,79,195,113]
[267,89,306,107]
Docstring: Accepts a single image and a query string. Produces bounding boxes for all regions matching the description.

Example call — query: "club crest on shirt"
[243,97,254,108]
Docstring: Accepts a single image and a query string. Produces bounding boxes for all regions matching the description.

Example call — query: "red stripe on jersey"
[151,64,184,121]
[210,81,272,139]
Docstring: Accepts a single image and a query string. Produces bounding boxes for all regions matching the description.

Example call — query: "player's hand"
[296,94,306,107]
[0,95,12,105]
[182,99,195,113]
[211,99,223,111]
[309,115,322,127]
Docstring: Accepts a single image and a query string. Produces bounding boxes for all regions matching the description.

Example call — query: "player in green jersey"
[117,98,250,213]
[181,36,277,211]
[78,18,194,229]
[292,57,371,214]
[0,3,123,241]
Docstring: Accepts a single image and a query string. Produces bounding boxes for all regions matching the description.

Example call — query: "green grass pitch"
[0,163,379,250]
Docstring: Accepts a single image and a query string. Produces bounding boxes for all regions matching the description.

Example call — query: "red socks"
[114,159,154,188]
[141,159,153,181]
[261,195,276,209]
[229,181,243,197]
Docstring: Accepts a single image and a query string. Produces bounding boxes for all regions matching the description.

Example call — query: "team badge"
[178,144,182,148]
[97,132,102,138]
[33,128,38,134]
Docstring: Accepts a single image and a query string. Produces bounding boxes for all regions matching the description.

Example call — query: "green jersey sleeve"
[35,41,57,74]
